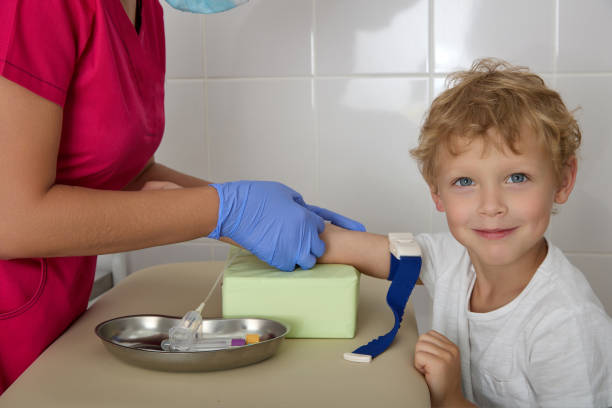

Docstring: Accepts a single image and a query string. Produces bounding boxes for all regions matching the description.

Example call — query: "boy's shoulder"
[521,243,612,403]
[533,242,603,309]
[522,241,611,336]
[414,232,471,288]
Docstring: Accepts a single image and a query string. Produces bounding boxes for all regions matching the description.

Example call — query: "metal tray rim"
[94,314,289,372]
[94,314,288,353]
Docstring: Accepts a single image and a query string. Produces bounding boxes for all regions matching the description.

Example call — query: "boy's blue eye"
[507,173,527,183]
[454,177,473,187]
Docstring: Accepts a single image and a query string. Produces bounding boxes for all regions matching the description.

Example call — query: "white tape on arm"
[388,232,421,259]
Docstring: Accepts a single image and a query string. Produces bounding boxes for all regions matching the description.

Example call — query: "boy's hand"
[414,330,473,408]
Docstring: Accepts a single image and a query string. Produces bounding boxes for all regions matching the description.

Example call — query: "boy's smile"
[473,227,518,240]
[430,125,576,274]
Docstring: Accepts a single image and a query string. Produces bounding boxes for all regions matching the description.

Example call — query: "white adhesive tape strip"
[343,352,372,363]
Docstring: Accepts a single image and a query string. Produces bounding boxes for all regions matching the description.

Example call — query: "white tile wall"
[317,77,431,233]
[127,240,229,274]
[162,2,204,78]
[315,0,429,74]
[558,0,612,72]
[124,0,612,323]
[205,0,313,77]
[548,75,612,253]
[434,0,557,73]
[156,80,208,179]
[207,79,318,199]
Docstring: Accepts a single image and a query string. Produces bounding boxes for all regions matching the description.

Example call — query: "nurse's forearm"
[0,184,221,259]
[121,161,242,248]
[123,159,212,190]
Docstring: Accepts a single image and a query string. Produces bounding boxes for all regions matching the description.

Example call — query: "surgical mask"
[163,0,248,14]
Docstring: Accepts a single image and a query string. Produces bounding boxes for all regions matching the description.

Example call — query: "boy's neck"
[468,238,548,313]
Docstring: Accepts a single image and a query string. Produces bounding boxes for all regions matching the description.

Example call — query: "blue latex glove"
[208,181,365,271]
[305,205,366,233]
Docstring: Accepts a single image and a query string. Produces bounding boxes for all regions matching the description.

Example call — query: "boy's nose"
[478,187,507,217]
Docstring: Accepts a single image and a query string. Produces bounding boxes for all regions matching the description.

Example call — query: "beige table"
[1,262,430,407]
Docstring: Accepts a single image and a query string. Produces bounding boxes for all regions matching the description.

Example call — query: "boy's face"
[430,126,576,269]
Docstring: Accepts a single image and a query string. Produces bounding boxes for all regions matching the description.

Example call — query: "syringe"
[167,308,204,351]
[162,337,246,351]
[167,266,225,351]
[188,337,246,351]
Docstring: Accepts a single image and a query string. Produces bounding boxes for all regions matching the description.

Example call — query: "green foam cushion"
[222,247,360,338]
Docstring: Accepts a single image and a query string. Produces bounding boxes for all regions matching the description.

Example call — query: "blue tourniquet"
[351,253,421,358]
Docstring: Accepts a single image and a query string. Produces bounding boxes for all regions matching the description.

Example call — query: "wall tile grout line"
[166,72,612,81]
[312,0,320,204]
[166,71,612,85]
[552,0,560,89]
[427,0,435,233]
[198,73,438,80]
[202,15,212,183]
[167,73,612,82]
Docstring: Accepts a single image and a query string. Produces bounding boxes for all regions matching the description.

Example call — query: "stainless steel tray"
[95,315,288,372]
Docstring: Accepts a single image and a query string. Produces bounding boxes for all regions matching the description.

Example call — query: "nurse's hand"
[208,181,365,271]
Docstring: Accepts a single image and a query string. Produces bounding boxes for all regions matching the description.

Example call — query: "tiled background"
[118,0,612,331]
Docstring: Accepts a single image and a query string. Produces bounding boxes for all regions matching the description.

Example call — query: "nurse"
[0,0,364,393]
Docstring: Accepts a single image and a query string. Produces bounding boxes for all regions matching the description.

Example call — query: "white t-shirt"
[414,232,612,408]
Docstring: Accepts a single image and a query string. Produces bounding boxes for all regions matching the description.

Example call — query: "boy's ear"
[554,156,578,204]
[429,185,446,212]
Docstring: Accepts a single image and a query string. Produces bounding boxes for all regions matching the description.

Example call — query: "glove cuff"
[207,183,225,240]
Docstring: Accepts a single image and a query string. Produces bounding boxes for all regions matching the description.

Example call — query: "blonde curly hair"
[411,58,581,190]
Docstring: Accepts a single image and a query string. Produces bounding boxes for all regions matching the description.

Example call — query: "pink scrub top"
[0,0,165,393]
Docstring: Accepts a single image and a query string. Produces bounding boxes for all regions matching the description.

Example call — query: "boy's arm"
[318,224,389,279]
[318,223,424,283]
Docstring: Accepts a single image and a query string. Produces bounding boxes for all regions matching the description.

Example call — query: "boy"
[319,59,612,407]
